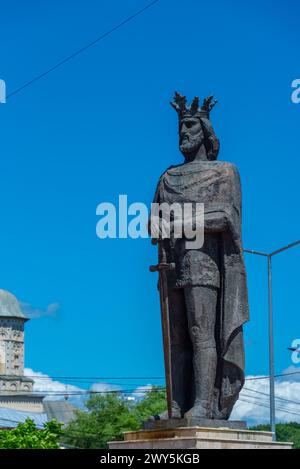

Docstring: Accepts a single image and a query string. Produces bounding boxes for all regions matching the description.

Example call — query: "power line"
[6,0,161,100]
[0,387,166,396]
[238,398,300,418]
[0,416,45,430]
[245,370,300,381]
[21,370,300,381]
[240,387,300,415]
[244,387,300,407]
[0,416,99,441]
[23,375,165,380]
[242,393,300,415]
[2,383,300,412]
[2,386,299,417]
[60,390,300,417]
[2,396,300,433]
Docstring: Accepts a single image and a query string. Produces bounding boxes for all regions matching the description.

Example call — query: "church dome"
[0,290,27,320]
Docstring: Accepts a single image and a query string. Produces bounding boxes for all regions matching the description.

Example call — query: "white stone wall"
[0,319,25,376]
[0,398,44,413]
[0,341,5,374]
[0,378,33,393]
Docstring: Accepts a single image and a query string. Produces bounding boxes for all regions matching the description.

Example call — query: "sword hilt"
[149,263,176,273]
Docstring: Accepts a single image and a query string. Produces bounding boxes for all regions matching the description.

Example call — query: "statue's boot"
[184,399,211,419]
[184,346,217,419]
[150,400,181,420]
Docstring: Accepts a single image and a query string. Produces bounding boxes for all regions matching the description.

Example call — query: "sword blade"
[158,264,173,418]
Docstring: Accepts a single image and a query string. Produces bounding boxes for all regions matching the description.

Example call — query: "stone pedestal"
[143,417,247,431]
[108,425,293,450]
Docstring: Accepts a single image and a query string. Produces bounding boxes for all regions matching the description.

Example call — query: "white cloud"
[231,368,300,425]
[23,367,300,425]
[20,302,60,319]
[24,368,123,408]
[131,384,155,401]
[90,382,122,393]
[24,368,84,404]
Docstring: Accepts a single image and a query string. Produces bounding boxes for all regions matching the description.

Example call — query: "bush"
[0,418,63,449]
[251,422,300,449]
[63,388,167,449]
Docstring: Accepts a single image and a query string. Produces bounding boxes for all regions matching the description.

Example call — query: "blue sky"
[0,0,299,393]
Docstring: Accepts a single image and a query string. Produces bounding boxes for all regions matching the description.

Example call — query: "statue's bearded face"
[179,117,204,157]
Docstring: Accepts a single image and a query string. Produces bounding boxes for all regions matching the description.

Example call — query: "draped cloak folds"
[152,160,249,419]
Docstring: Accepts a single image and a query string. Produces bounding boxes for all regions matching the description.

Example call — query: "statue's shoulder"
[158,161,240,179]
[159,164,182,179]
[216,161,240,177]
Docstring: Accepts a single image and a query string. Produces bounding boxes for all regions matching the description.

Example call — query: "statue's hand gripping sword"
[150,239,175,419]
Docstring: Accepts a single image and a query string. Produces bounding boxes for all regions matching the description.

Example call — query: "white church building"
[0,289,75,428]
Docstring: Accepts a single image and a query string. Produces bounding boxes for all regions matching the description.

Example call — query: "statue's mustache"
[180,134,191,143]
[180,134,198,146]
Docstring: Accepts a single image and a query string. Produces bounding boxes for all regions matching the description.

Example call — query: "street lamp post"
[244,240,300,442]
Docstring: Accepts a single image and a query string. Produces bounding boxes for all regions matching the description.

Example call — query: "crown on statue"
[171,92,217,120]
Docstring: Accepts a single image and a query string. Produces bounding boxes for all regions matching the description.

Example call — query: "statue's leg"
[183,286,218,419]
[168,288,193,417]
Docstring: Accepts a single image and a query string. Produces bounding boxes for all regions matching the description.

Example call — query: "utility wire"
[242,393,300,414]
[21,370,300,381]
[6,0,161,100]
[0,387,166,395]
[2,383,300,412]
[2,397,300,434]
[239,397,300,418]
[245,370,300,381]
[23,375,165,380]
[0,416,99,441]
[244,387,300,407]
[0,416,45,430]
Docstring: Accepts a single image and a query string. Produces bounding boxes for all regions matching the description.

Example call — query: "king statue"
[150,93,249,421]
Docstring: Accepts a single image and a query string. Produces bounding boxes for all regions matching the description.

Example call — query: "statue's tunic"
[153,160,249,418]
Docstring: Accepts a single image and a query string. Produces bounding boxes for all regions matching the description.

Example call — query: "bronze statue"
[150,93,249,420]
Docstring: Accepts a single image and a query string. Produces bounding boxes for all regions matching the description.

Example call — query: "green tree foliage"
[63,388,167,449]
[134,388,167,424]
[0,418,63,449]
[65,386,300,450]
[251,422,300,449]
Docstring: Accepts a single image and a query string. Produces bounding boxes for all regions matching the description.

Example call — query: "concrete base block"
[143,418,247,431]
[108,426,293,450]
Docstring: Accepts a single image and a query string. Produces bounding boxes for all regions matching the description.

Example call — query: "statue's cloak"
[153,160,249,419]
